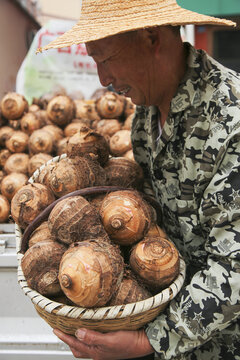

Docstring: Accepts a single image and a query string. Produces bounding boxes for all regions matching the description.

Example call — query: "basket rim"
[15,154,186,321]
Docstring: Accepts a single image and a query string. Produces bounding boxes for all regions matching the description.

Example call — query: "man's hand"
[53,327,154,359]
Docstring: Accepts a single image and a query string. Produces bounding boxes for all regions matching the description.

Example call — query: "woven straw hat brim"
[39,0,236,52]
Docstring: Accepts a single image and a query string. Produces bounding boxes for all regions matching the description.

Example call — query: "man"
[41,1,240,359]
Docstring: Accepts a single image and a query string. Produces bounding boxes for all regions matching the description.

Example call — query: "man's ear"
[140,28,161,53]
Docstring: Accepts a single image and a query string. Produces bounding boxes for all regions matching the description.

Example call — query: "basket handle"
[20,186,162,254]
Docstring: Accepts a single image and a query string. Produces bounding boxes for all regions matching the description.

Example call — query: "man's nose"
[97,63,114,87]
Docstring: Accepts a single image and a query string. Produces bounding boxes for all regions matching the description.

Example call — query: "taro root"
[109,129,132,156]
[46,95,76,126]
[87,193,106,210]
[122,113,134,130]
[56,137,69,156]
[35,161,57,189]
[64,121,87,138]
[124,97,136,118]
[58,239,124,307]
[42,124,64,143]
[0,149,11,168]
[95,119,122,138]
[5,130,29,153]
[123,149,134,161]
[48,195,108,245]
[74,99,100,121]
[0,170,5,186]
[28,128,54,155]
[104,157,144,189]
[130,235,180,291]
[146,223,168,239]
[28,221,55,248]
[28,104,40,112]
[4,153,29,174]
[0,195,10,223]
[28,153,53,177]
[21,240,66,296]
[109,269,151,305]
[0,92,28,120]
[47,155,107,198]
[67,126,110,166]
[20,112,43,135]
[0,126,14,147]
[90,87,108,100]
[99,190,154,246]
[11,183,55,229]
[9,119,21,130]
[1,172,28,201]
[95,92,125,119]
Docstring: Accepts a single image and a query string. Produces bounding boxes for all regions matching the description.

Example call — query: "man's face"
[86,32,154,106]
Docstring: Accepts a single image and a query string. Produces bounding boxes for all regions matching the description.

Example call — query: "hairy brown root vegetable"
[96,92,125,119]
[67,126,110,166]
[130,235,180,291]
[4,153,29,174]
[0,170,5,185]
[122,113,134,130]
[90,87,108,100]
[20,112,43,135]
[11,183,55,229]
[109,129,132,156]
[0,149,11,168]
[1,172,28,201]
[20,186,129,254]
[28,129,54,155]
[109,269,151,305]
[28,104,40,112]
[1,92,28,120]
[5,130,29,153]
[21,240,66,296]
[104,157,144,189]
[48,195,108,245]
[0,126,14,147]
[46,95,76,126]
[42,124,64,143]
[35,160,57,189]
[28,153,53,177]
[58,239,124,307]
[123,149,134,161]
[146,223,168,239]
[74,99,100,121]
[0,195,10,222]
[95,119,122,138]
[87,193,106,210]
[56,138,69,156]
[28,221,56,248]
[124,97,136,118]
[64,122,87,138]
[8,119,21,130]
[99,190,154,246]
[47,155,107,198]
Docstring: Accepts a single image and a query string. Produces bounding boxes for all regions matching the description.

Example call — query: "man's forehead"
[86,33,128,57]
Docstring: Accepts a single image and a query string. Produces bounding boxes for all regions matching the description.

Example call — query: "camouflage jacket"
[131,43,240,359]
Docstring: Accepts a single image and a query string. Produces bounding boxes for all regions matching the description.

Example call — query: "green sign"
[177,0,240,16]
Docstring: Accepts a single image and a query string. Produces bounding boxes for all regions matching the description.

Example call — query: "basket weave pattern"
[16,155,186,334]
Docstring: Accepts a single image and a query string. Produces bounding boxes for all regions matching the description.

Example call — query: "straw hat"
[40,0,236,51]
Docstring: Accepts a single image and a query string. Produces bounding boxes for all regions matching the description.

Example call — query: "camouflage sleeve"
[145,134,240,359]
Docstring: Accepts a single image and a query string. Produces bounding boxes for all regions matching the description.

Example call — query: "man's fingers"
[53,329,82,348]
[75,327,107,345]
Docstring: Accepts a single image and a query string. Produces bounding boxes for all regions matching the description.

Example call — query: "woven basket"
[16,154,186,334]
